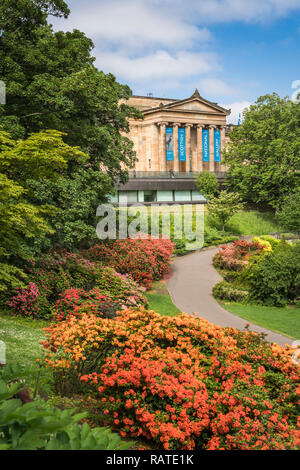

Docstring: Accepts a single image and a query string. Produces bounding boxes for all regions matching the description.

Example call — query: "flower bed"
[9,251,146,318]
[42,308,300,450]
[83,238,174,289]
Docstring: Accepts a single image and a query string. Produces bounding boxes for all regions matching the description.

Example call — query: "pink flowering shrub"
[83,238,174,289]
[9,282,41,318]
[213,240,264,272]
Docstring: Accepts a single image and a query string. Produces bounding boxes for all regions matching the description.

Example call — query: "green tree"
[0,0,143,250]
[276,190,300,232]
[0,128,87,293]
[208,191,244,232]
[225,93,300,208]
[0,0,142,183]
[196,171,219,199]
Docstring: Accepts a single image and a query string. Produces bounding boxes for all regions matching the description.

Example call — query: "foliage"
[196,171,219,199]
[0,129,86,294]
[0,1,141,181]
[0,365,132,450]
[246,243,300,306]
[252,237,272,252]
[0,0,143,251]
[8,251,146,318]
[95,266,146,308]
[84,238,174,289]
[213,240,263,272]
[52,288,121,322]
[213,280,248,302]
[43,309,300,450]
[225,93,300,208]
[208,191,245,231]
[276,190,300,232]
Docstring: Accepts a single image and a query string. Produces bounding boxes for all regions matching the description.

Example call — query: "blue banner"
[166,127,174,161]
[202,128,209,162]
[178,127,186,161]
[214,129,221,162]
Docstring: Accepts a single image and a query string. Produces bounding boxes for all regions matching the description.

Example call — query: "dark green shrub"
[213,280,248,302]
[247,243,300,306]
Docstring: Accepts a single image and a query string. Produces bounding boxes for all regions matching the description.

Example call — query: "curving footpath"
[166,246,293,346]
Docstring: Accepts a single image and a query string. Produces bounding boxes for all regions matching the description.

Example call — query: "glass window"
[157,190,173,202]
[119,191,138,203]
[191,190,206,201]
[143,190,156,202]
[174,190,191,202]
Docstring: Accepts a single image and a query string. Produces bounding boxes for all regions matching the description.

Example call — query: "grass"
[222,210,283,236]
[146,281,181,316]
[0,313,48,367]
[221,302,300,340]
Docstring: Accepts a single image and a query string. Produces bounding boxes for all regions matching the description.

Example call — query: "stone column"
[185,123,193,173]
[173,122,181,173]
[158,122,168,172]
[196,125,203,173]
[220,125,226,172]
[209,125,215,173]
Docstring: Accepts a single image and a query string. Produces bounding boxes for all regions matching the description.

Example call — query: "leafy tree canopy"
[0,128,88,292]
[225,93,300,208]
[196,171,219,199]
[0,0,142,182]
[276,190,300,232]
[208,190,244,232]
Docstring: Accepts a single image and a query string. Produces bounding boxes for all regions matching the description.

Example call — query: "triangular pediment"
[143,95,230,116]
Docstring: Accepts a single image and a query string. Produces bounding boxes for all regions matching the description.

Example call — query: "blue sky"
[50,0,300,123]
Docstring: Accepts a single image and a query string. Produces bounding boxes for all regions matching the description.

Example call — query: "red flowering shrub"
[53,287,121,322]
[83,237,174,288]
[42,309,300,450]
[213,240,264,272]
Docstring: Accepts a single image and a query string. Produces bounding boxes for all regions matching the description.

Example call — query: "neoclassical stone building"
[113,89,233,204]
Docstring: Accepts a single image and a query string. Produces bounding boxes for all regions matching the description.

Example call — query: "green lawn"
[221,302,300,339]
[146,281,181,316]
[222,210,283,235]
[0,313,47,367]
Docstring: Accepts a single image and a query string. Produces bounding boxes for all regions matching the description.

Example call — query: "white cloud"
[220,101,252,124]
[160,0,300,24]
[51,0,211,49]
[198,78,240,97]
[95,50,219,81]
[49,0,300,100]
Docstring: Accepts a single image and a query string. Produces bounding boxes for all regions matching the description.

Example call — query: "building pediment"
[143,95,230,117]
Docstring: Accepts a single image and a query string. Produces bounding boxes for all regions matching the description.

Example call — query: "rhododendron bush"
[83,238,174,288]
[42,309,300,450]
[8,251,146,318]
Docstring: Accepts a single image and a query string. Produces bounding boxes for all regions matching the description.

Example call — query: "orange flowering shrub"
[42,309,300,450]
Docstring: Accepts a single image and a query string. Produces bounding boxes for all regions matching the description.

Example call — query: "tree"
[196,171,219,199]
[208,191,244,232]
[225,93,300,208]
[0,0,142,183]
[0,128,88,293]
[276,190,300,232]
[0,0,143,250]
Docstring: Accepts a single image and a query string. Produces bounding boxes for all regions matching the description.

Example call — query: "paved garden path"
[166,246,293,346]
